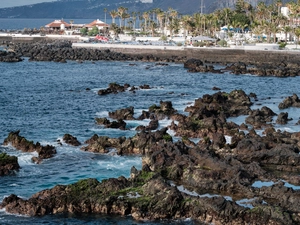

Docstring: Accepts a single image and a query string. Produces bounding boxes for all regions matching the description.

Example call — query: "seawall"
[72,43,300,64]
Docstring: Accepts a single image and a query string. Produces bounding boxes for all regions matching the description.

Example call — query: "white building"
[281,7,290,18]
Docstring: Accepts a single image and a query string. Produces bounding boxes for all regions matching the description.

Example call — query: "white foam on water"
[225,135,232,144]
[95,111,109,118]
[97,155,142,172]
[17,152,38,166]
[91,87,106,94]
[167,128,176,137]
[125,119,150,130]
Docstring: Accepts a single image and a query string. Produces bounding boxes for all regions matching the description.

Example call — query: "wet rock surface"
[62,134,81,146]
[3,130,56,164]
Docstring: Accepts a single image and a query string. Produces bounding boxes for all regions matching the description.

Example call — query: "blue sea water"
[1,55,300,224]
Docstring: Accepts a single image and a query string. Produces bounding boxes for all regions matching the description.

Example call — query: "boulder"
[0,153,20,176]
[63,134,81,146]
[278,94,300,109]
[276,112,291,125]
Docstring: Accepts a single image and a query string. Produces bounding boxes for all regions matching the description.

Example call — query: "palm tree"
[149,21,157,37]
[104,8,107,23]
[69,20,74,30]
[131,12,137,33]
[117,6,127,28]
[110,10,118,24]
[294,27,300,48]
[121,12,130,30]
[282,25,292,42]
[276,0,283,15]
[157,11,165,35]
[143,11,150,32]
[256,2,268,21]
[221,8,232,26]
[181,15,191,38]
[270,23,279,43]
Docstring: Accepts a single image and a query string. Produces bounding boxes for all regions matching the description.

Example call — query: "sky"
[0,0,57,8]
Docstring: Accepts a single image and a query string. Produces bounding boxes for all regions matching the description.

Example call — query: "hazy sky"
[0,0,57,8]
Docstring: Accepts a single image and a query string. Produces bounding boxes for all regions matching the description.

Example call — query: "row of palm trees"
[103,0,300,43]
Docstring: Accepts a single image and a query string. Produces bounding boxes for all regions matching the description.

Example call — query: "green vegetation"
[80,27,87,36]
[218,40,228,47]
[149,104,159,111]
[278,42,287,49]
[88,26,99,36]
[0,153,18,165]
[101,0,297,45]
[163,134,173,142]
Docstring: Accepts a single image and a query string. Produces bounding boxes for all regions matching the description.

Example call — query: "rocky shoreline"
[2,90,300,224]
[1,40,300,77]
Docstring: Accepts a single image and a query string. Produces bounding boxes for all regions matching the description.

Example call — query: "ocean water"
[1,57,300,224]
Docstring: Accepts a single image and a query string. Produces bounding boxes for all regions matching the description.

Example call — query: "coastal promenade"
[72,42,300,64]
[2,32,300,65]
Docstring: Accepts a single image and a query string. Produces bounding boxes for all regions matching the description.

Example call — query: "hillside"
[0,0,291,19]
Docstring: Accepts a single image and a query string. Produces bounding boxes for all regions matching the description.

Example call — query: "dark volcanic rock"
[184,58,221,73]
[147,101,177,120]
[81,128,172,155]
[276,112,291,125]
[184,58,203,69]
[278,94,300,109]
[3,131,56,163]
[62,134,81,146]
[108,106,135,120]
[0,50,23,62]
[4,90,300,224]
[245,106,277,128]
[0,153,20,176]
[10,40,187,64]
[95,117,127,130]
[171,90,251,138]
[98,83,130,95]
[224,61,247,74]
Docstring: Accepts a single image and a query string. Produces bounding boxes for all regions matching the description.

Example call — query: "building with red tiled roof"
[45,20,71,30]
[86,19,109,30]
